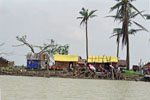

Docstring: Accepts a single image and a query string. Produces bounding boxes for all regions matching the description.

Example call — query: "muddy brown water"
[0,75,149,100]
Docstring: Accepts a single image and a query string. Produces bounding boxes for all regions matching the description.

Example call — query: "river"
[0,75,149,100]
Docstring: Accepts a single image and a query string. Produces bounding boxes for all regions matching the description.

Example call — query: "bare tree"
[13,35,35,53]
[14,35,69,55]
[34,39,56,54]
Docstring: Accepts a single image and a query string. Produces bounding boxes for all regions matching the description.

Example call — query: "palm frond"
[132,21,149,32]
[128,29,144,35]
[110,34,118,38]
[128,3,145,18]
[110,1,123,12]
[90,15,97,18]
[79,11,85,17]
[77,17,83,19]
[130,11,145,18]
[80,19,86,26]
[89,10,97,17]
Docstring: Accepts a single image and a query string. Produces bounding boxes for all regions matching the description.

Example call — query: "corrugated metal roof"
[54,54,79,62]
[88,56,118,63]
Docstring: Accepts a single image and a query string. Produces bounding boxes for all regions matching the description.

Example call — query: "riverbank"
[0,68,145,82]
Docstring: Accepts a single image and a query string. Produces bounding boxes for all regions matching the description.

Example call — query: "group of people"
[88,63,121,79]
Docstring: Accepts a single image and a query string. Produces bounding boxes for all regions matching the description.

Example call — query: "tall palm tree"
[110,28,144,58]
[77,8,97,62]
[110,0,148,70]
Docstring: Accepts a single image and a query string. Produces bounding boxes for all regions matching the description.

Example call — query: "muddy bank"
[0,67,145,82]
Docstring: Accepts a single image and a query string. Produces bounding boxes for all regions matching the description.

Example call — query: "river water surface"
[0,75,150,100]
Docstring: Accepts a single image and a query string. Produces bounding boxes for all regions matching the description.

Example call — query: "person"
[109,64,115,80]
[89,64,96,72]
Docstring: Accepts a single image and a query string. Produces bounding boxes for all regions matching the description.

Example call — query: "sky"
[0,0,149,67]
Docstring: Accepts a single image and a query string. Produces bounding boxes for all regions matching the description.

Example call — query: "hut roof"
[88,56,118,63]
[54,54,79,62]
[143,62,150,68]
[0,57,8,63]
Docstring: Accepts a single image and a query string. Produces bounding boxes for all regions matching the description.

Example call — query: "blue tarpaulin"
[27,60,39,69]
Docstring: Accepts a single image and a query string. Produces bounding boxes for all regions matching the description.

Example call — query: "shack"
[88,56,118,72]
[26,53,49,69]
[54,54,79,70]
[0,57,14,68]
[117,60,127,70]
[143,62,150,74]
[132,65,140,72]
[0,57,9,67]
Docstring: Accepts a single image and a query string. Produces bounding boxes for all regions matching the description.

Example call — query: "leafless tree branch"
[13,35,35,53]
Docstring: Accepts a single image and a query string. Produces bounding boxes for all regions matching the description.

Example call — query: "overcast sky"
[0,0,149,66]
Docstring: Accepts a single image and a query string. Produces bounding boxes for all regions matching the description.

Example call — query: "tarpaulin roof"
[54,54,79,62]
[88,56,118,63]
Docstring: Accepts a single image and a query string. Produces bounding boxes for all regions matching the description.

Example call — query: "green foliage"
[77,7,97,25]
[45,41,69,55]
[56,44,69,55]
[110,0,148,45]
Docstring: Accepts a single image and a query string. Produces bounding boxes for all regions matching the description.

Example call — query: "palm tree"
[110,28,122,58]
[110,0,148,70]
[77,8,97,62]
[110,28,144,58]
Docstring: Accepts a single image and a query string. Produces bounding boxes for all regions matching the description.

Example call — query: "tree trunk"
[85,21,88,65]
[126,34,130,70]
[117,36,120,58]
[124,3,130,70]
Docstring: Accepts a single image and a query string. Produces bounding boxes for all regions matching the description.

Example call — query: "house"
[132,65,139,72]
[143,62,150,74]
[117,60,127,70]
[54,54,80,70]
[26,53,49,69]
[88,56,118,71]
[143,63,150,68]
[0,57,14,67]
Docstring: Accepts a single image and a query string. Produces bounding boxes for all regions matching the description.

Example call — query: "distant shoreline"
[0,70,147,82]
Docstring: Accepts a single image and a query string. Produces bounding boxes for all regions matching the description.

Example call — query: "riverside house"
[53,54,81,70]
[88,56,118,72]
[26,53,49,69]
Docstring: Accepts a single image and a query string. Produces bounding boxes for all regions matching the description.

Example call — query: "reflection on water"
[0,75,150,100]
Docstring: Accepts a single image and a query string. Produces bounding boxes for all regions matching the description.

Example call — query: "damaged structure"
[26,53,49,69]
[0,57,14,67]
